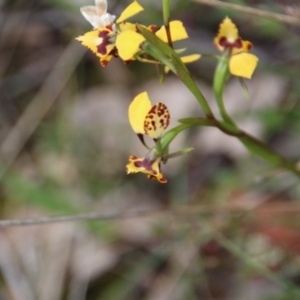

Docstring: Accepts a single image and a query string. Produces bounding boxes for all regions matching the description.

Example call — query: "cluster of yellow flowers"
[76,0,198,66]
[77,0,259,183]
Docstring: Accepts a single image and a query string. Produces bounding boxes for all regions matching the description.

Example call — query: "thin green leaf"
[160,124,191,151]
[165,147,194,159]
[213,54,236,125]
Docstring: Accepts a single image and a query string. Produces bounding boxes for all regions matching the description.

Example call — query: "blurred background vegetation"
[0,0,300,299]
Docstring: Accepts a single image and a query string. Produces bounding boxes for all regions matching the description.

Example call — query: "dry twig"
[193,0,300,26]
[1,201,300,227]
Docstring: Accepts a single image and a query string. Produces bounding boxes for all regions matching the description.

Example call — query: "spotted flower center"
[219,36,243,50]
[130,156,158,175]
[97,31,111,55]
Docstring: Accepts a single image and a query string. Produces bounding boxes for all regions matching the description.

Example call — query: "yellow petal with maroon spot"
[147,157,167,183]
[126,155,167,183]
[155,20,188,43]
[144,102,170,139]
[129,92,152,134]
[116,1,144,23]
[99,54,114,66]
[76,28,114,57]
[230,53,259,79]
[76,29,103,55]
[232,40,253,55]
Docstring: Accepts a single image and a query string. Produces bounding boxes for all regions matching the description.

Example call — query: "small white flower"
[80,0,116,29]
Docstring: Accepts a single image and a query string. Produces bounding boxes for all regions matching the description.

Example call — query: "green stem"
[238,133,300,177]
[162,0,170,25]
[170,53,214,119]
[213,54,236,125]
[183,117,300,177]
[162,0,173,48]
[219,127,300,176]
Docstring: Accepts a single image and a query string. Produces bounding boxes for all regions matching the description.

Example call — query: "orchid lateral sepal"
[162,147,194,163]
[159,123,192,152]
[238,77,250,100]
[159,64,166,84]
[142,42,176,74]
[137,133,152,150]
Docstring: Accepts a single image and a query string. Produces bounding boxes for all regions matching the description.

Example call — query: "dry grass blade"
[1,201,300,227]
[0,41,85,180]
[193,0,300,26]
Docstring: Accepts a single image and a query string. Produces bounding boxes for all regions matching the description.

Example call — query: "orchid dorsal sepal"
[116,1,144,23]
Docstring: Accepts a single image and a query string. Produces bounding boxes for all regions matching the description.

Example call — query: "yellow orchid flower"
[214,17,259,79]
[128,91,170,139]
[77,1,193,67]
[116,20,189,61]
[76,1,144,66]
[126,92,170,183]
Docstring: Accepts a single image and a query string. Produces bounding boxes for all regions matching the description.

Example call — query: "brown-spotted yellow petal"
[144,103,170,139]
